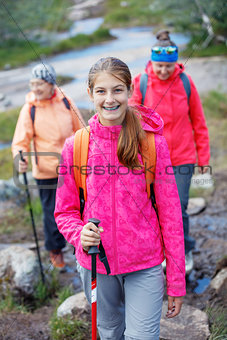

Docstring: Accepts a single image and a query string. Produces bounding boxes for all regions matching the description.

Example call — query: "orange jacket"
[129,62,210,166]
[12,88,85,179]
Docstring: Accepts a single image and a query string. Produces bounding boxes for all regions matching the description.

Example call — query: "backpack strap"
[179,72,191,105]
[140,73,148,105]
[73,126,111,274]
[30,105,38,165]
[140,72,191,106]
[73,126,90,206]
[141,131,156,198]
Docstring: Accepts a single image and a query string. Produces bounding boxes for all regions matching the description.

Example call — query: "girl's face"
[152,61,176,80]
[29,79,54,101]
[88,72,132,126]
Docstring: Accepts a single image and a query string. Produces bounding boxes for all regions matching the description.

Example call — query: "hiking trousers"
[36,178,66,251]
[173,164,195,254]
[77,263,164,340]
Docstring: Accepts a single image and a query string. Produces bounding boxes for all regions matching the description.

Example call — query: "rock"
[0,245,40,296]
[210,268,227,305]
[160,301,210,340]
[57,291,90,318]
[187,197,206,215]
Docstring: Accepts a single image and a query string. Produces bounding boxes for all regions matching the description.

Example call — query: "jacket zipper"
[111,132,118,273]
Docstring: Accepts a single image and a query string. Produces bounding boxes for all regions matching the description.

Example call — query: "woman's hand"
[81,222,104,252]
[198,166,210,174]
[18,159,28,173]
[166,296,183,318]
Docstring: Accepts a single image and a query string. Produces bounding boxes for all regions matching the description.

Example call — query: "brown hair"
[153,29,177,47]
[88,57,145,168]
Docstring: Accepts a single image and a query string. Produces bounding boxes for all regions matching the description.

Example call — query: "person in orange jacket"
[12,63,85,268]
[129,30,210,274]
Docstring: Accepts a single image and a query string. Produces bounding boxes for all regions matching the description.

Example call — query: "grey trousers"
[77,264,164,340]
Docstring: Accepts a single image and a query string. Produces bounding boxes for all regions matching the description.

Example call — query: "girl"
[55,57,186,340]
[129,30,210,274]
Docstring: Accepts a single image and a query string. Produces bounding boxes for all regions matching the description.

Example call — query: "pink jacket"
[129,62,210,167]
[55,109,186,296]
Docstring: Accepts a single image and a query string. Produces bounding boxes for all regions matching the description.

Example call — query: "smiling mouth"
[103,105,120,111]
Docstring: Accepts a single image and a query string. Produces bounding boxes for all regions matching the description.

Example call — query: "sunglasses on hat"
[152,46,178,55]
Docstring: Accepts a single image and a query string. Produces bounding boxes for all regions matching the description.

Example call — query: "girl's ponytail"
[118,107,145,169]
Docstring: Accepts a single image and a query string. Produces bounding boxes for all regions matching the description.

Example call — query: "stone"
[160,301,210,340]
[57,291,90,318]
[0,245,40,296]
[210,268,227,305]
[187,197,206,216]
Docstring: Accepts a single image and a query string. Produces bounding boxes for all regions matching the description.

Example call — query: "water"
[51,26,190,64]
[193,277,211,294]
[0,142,11,150]
[54,17,104,41]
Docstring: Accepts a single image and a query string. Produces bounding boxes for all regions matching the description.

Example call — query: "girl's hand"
[81,222,104,252]
[166,296,183,318]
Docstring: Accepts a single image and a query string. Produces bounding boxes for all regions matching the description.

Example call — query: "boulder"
[57,291,90,318]
[160,301,210,340]
[0,245,40,296]
[187,197,206,216]
[210,268,227,305]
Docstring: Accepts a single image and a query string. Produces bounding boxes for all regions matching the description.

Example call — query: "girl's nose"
[105,91,114,103]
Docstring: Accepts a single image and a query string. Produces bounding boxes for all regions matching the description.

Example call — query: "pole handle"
[88,218,100,255]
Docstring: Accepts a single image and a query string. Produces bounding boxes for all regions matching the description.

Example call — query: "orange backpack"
[73,126,156,207]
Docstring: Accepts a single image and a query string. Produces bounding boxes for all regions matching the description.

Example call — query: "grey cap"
[31,63,56,84]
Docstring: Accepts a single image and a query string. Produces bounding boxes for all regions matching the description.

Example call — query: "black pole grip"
[88,218,100,255]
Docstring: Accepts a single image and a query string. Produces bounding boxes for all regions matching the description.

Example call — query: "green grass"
[0,147,14,180]
[181,33,227,58]
[0,283,27,314]
[104,0,164,27]
[0,197,42,236]
[0,107,20,142]
[0,28,114,70]
[49,286,90,340]
[207,306,227,340]
[202,91,227,171]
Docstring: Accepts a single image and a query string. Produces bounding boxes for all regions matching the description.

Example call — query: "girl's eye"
[115,88,123,93]
[96,90,105,94]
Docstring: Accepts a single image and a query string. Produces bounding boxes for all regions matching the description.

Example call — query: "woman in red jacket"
[129,30,210,274]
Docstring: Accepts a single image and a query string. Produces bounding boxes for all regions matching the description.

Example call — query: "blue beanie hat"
[31,63,56,84]
[151,46,178,62]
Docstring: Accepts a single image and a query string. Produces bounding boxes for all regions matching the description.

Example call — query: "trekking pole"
[19,150,45,284]
[88,218,100,340]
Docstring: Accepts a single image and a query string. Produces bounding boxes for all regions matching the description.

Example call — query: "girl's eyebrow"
[94,84,125,90]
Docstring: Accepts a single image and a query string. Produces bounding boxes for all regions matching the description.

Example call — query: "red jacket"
[129,62,210,166]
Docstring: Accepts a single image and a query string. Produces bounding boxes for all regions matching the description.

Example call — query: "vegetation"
[0,27,113,69]
[103,0,227,58]
[0,0,73,41]
[49,286,90,340]
[207,305,227,339]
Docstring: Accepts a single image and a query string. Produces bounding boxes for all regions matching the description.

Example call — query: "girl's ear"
[128,84,134,98]
[87,87,94,101]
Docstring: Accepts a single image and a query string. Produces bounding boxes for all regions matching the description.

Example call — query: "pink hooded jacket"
[129,62,210,167]
[55,108,186,297]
